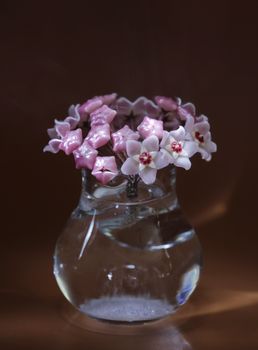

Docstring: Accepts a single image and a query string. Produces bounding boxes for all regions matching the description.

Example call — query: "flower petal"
[170,126,186,141]
[154,150,171,169]
[43,139,62,153]
[139,167,157,184]
[55,120,70,138]
[137,117,164,139]
[59,129,82,155]
[142,135,159,152]
[126,140,142,157]
[112,125,139,152]
[73,140,98,169]
[184,141,198,158]
[121,158,139,175]
[90,105,117,126]
[174,157,192,170]
[154,96,178,111]
[86,124,111,149]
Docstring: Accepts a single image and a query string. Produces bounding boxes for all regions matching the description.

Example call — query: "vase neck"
[77,167,178,212]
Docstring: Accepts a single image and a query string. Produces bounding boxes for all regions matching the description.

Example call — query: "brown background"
[1,1,258,349]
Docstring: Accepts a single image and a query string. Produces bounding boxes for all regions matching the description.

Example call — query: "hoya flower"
[114,97,161,129]
[111,125,140,152]
[86,124,111,149]
[44,120,82,155]
[154,96,180,112]
[78,93,117,122]
[59,129,83,155]
[92,156,118,184]
[137,116,164,139]
[186,119,217,161]
[121,135,169,184]
[160,126,197,170]
[73,139,98,169]
[90,105,117,127]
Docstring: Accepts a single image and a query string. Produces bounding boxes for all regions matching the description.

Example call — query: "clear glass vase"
[54,166,201,323]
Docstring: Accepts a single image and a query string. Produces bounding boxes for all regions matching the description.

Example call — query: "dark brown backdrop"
[1,1,258,349]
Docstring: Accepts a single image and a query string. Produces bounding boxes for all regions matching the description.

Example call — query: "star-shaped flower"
[137,116,164,139]
[78,93,117,122]
[113,97,161,129]
[90,105,117,127]
[44,120,82,155]
[160,126,197,170]
[186,119,217,161]
[86,124,111,149]
[121,135,169,184]
[111,125,140,152]
[73,139,98,169]
[92,156,118,184]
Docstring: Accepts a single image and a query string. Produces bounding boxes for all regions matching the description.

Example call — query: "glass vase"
[54,166,201,323]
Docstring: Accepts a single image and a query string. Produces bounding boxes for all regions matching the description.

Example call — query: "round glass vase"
[54,166,201,323]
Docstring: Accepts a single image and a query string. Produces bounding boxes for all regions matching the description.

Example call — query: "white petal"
[170,126,186,141]
[126,140,142,157]
[142,135,159,152]
[121,158,139,175]
[184,141,198,158]
[174,157,192,170]
[139,167,157,184]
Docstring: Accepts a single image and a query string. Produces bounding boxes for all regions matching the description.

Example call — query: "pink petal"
[170,126,186,141]
[73,140,98,169]
[181,102,196,116]
[174,157,192,170]
[126,140,142,157]
[132,97,147,116]
[116,97,132,116]
[184,141,198,158]
[86,124,111,149]
[100,93,117,105]
[184,115,195,133]
[90,105,117,126]
[78,98,103,121]
[121,158,139,175]
[92,156,118,184]
[55,120,70,138]
[154,150,171,169]
[139,167,157,184]
[142,135,159,152]
[154,96,178,111]
[144,99,161,119]
[65,104,81,129]
[47,127,58,139]
[43,139,62,153]
[59,129,82,155]
[112,125,139,152]
[137,117,164,139]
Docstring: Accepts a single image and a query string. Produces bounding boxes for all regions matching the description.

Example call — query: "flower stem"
[126,175,140,198]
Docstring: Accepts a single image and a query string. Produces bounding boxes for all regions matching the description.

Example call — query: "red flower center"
[171,141,182,153]
[139,152,152,165]
[195,131,204,143]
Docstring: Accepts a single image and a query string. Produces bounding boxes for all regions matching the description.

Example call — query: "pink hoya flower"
[114,97,160,129]
[92,156,118,184]
[73,139,98,169]
[44,120,82,155]
[121,135,169,184]
[111,125,139,152]
[86,124,111,149]
[137,116,164,139]
[78,93,117,122]
[90,105,117,127]
[186,119,217,161]
[47,105,81,140]
[59,129,82,155]
[160,126,197,170]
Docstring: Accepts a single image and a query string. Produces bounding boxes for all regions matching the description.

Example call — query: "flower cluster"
[44,94,217,185]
